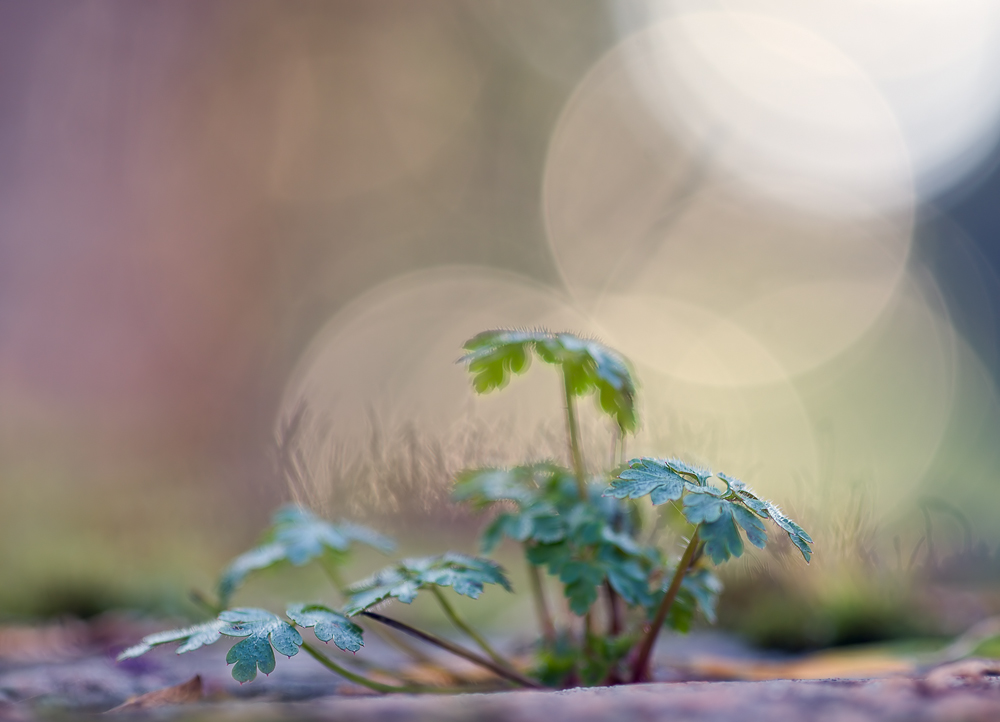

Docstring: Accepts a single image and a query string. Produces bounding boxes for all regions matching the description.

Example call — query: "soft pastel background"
[3,0,1000,649]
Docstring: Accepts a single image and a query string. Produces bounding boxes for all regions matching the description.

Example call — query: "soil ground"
[2,617,999,720]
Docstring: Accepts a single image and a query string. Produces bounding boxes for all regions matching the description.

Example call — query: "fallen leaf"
[106,675,202,713]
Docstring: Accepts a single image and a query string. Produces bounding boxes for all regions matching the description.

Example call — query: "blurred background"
[3,0,1000,652]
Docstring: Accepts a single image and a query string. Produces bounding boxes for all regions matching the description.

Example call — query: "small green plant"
[119,329,812,690]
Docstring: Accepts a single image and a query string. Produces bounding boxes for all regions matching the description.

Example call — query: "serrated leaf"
[765,505,813,562]
[117,619,226,661]
[664,458,713,486]
[664,568,722,631]
[218,505,395,606]
[526,541,571,570]
[559,561,605,615]
[481,513,513,553]
[219,608,303,682]
[716,471,745,492]
[605,558,653,607]
[453,467,538,507]
[731,504,768,549]
[605,458,686,504]
[456,464,572,552]
[343,553,511,616]
[286,604,364,653]
[683,493,727,524]
[700,511,745,565]
[460,330,637,432]
[530,514,566,544]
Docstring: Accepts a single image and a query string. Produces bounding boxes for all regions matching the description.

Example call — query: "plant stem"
[526,560,556,643]
[605,581,622,637]
[431,587,516,672]
[320,560,348,595]
[361,612,543,689]
[189,589,222,618]
[300,641,472,694]
[321,560,436,665]
[562,372,588,500]
[630,528,701,683]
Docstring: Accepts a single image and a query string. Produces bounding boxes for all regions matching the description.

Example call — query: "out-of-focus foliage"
[218,505,394,606]
[607,458,813,563]
[118,607,310,683]
[343,553,512,616]
[460,330,637,433]
[285,603,364,653]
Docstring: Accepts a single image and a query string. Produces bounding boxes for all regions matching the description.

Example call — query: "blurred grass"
[4,414,1000,667]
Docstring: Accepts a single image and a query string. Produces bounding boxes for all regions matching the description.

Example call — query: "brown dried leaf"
[106,675,202,714]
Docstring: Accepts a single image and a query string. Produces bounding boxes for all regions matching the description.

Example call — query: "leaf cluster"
[119,605,362,683]
[534,632,636,687]
[120,329,815,692]
[606,457,813,564]
[218,505,395,606]
[343,553,512,616]
[460,329,637,432]
[454,464,718,624]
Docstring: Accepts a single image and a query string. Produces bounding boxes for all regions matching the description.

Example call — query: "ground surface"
[2,618,1000,720]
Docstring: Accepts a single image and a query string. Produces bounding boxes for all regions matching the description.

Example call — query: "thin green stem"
[431,587,515,672]
[320,560,348,595]
[300,641,472,694]
[583,611,595,648]
[526,560,556,643]
[562,372,588,500]
[630,528,701,683]
[190,589,222,618]
[320,560,436,665]
[361,611,542,689]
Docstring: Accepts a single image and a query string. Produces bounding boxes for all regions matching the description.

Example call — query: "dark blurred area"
[3,0,1000,653]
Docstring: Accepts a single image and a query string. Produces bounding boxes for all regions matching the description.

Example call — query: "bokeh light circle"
[543,19,916,385]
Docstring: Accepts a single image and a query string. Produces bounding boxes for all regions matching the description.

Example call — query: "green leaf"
[286,603,364,653]
[700,510,745,565]
[683,569,723,624]
[605,457,721,503]
[766,505,814,562]
[119,608,309,683]
[620,456,814,564]
[604,458,686,504]
[526,541,572,569]
[559,560,605,615]
[731,504,768,549]
[218,505,395,606]
[220,608,303,683]
[344,553,512,616]
[117,619,226,661]
[664,568,722,631]
[455,464,573,552]
[682,493,727,524]
[605,557,653,607]
[732,484,813,562]
[453,467,538,508]
[460,330,637,432]
[668,459,713,486]
[481,513,513,553]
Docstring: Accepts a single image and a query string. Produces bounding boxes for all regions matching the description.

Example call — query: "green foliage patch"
[343,553,512,616]
[460,329,637,432]
[218,505,394,606]
[119,329,812,691]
